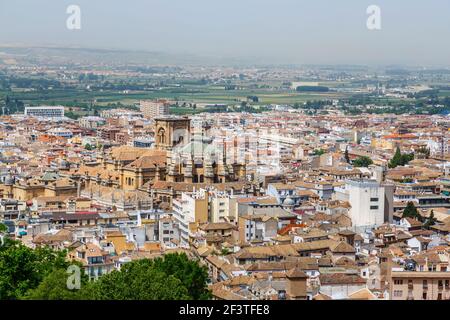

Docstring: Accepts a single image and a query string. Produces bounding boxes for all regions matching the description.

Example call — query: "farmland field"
[0,85,350,110]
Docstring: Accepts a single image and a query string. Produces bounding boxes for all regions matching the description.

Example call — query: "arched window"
[157,128,166,144]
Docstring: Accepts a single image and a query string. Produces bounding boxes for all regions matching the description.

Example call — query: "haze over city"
[1,0,450,66]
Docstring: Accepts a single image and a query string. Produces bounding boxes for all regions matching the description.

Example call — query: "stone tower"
[154,116,191,151]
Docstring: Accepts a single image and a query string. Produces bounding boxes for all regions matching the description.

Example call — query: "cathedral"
[65,116,249,208]
[155,116,246,184]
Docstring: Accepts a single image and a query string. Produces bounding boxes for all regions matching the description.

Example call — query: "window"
[438,293,442,300]
[370,205,379,210]
[370,198,379,202]
[394,279,403,285]
[394,290,403,297]
[438,280,443,289]
[422,292,427,300]
[445,280,449,289]
[423,280,428,289]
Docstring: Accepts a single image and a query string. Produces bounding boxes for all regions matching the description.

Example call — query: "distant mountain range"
[0,45,271,67]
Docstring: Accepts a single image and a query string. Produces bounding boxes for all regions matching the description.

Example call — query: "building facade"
[140,100,170,119]
[24,106,65,118]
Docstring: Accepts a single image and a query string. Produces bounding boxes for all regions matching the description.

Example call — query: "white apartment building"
[239,214,278,243]
[172,188,239,247]
[79,116,106,129]
[335,179,393,230]
[24,106,65,118]
[48,127,73,138]
[172,190,208,247]
[427,138,450,157]
[158,216,181,249]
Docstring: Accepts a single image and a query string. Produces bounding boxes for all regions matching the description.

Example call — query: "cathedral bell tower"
[154,116,191,151]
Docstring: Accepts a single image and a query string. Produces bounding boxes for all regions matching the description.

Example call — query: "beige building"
[390,272,450,300]
[209,190,238,223]
[286,268,308,300]
[140,100,170,119]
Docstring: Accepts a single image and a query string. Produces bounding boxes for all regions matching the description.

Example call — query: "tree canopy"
[424,210,437,228]
[402,201,422,221]
[0,223,7,233]
[84,259,190,300]
[313,149,326,156]
[23,268,88,300]
[151,252,211,300]
[352,156,373,167]
[389,147,414,168]
[1,247,211,300]
[82,253,211,300]
[0,242,70,299]
[344,147,350,164]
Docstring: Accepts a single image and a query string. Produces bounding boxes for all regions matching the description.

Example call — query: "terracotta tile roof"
[313,293,332,300]
[286,267,308,278]
[330,241,356,253]
[348,288,377,300]
[319,273,366,285]
[124,155,166,169]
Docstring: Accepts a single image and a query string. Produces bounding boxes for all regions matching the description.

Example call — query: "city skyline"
[1,0,450,306]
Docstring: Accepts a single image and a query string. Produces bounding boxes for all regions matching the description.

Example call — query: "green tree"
[23,267,88,300]
[352,156,373,168]
[0,224,14,250]
[1,246,211,300]
[0,243,70,299]
[313,149,325,156]
[389,146,403,168]
[85,143,93,150]
[402,202,421,221]
[344,147,350,164]
[65,111,80,120]
[424,210,437,228]
[389,147,414,168]
[83,258,190,300]
[401,153,414,165]
[220,248,231,256]
[152,253,211,300]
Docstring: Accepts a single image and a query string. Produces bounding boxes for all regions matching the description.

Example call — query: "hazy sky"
[0,0,449,66]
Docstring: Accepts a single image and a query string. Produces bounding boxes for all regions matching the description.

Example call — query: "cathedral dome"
[283,196,295,206]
